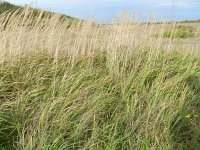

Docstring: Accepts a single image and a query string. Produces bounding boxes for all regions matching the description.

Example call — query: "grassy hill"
[0,1,22,14]
[0,1,77,21]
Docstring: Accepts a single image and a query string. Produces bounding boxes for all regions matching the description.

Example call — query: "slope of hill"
[0,1,77,21]
[0,1,22,14]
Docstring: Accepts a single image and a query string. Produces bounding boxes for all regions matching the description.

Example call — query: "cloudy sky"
[6,0,200,23]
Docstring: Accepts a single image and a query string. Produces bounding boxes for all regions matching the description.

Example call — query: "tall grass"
[0,9,200,149]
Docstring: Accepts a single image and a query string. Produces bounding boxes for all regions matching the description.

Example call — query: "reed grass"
[0,9,200,150]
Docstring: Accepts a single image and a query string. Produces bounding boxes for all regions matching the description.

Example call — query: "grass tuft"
[0,50,200,149]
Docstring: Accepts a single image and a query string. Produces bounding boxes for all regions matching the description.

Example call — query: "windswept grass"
[1,50,200,150]
[0,9,200,150]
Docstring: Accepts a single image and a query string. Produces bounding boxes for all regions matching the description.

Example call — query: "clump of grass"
[0,50,200,149]
[163,25,195,39]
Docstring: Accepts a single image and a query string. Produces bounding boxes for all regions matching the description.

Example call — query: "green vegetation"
[0,49,200,149]
[163,25,195,39]
[0,4,200,149]
[0,2,21,14]
[180,19,200,23]
[0,1,76,21]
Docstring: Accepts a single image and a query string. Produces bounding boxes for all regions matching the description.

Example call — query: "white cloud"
[136,0,198,8]
[154,1,195,8]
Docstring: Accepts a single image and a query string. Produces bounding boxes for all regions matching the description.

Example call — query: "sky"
[6,0,200,23]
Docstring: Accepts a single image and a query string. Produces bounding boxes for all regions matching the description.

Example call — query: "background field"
[0,2,200,150]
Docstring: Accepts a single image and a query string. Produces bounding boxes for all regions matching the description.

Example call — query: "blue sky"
[6,0,200,23]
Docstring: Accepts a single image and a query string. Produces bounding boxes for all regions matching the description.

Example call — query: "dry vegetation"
[0,8,200,150]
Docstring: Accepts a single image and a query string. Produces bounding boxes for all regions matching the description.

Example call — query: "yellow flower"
[185,114,191,119]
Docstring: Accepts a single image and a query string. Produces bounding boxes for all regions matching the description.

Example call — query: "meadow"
[0,6,200,150]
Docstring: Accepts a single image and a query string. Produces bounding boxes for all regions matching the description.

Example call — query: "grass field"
[0,4,200,150]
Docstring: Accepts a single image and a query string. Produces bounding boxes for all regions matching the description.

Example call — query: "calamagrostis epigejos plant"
[0,8,200,150]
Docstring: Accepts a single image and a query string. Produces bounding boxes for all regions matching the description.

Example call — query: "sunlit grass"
[0,9,200,150]
[0,50,199,149]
